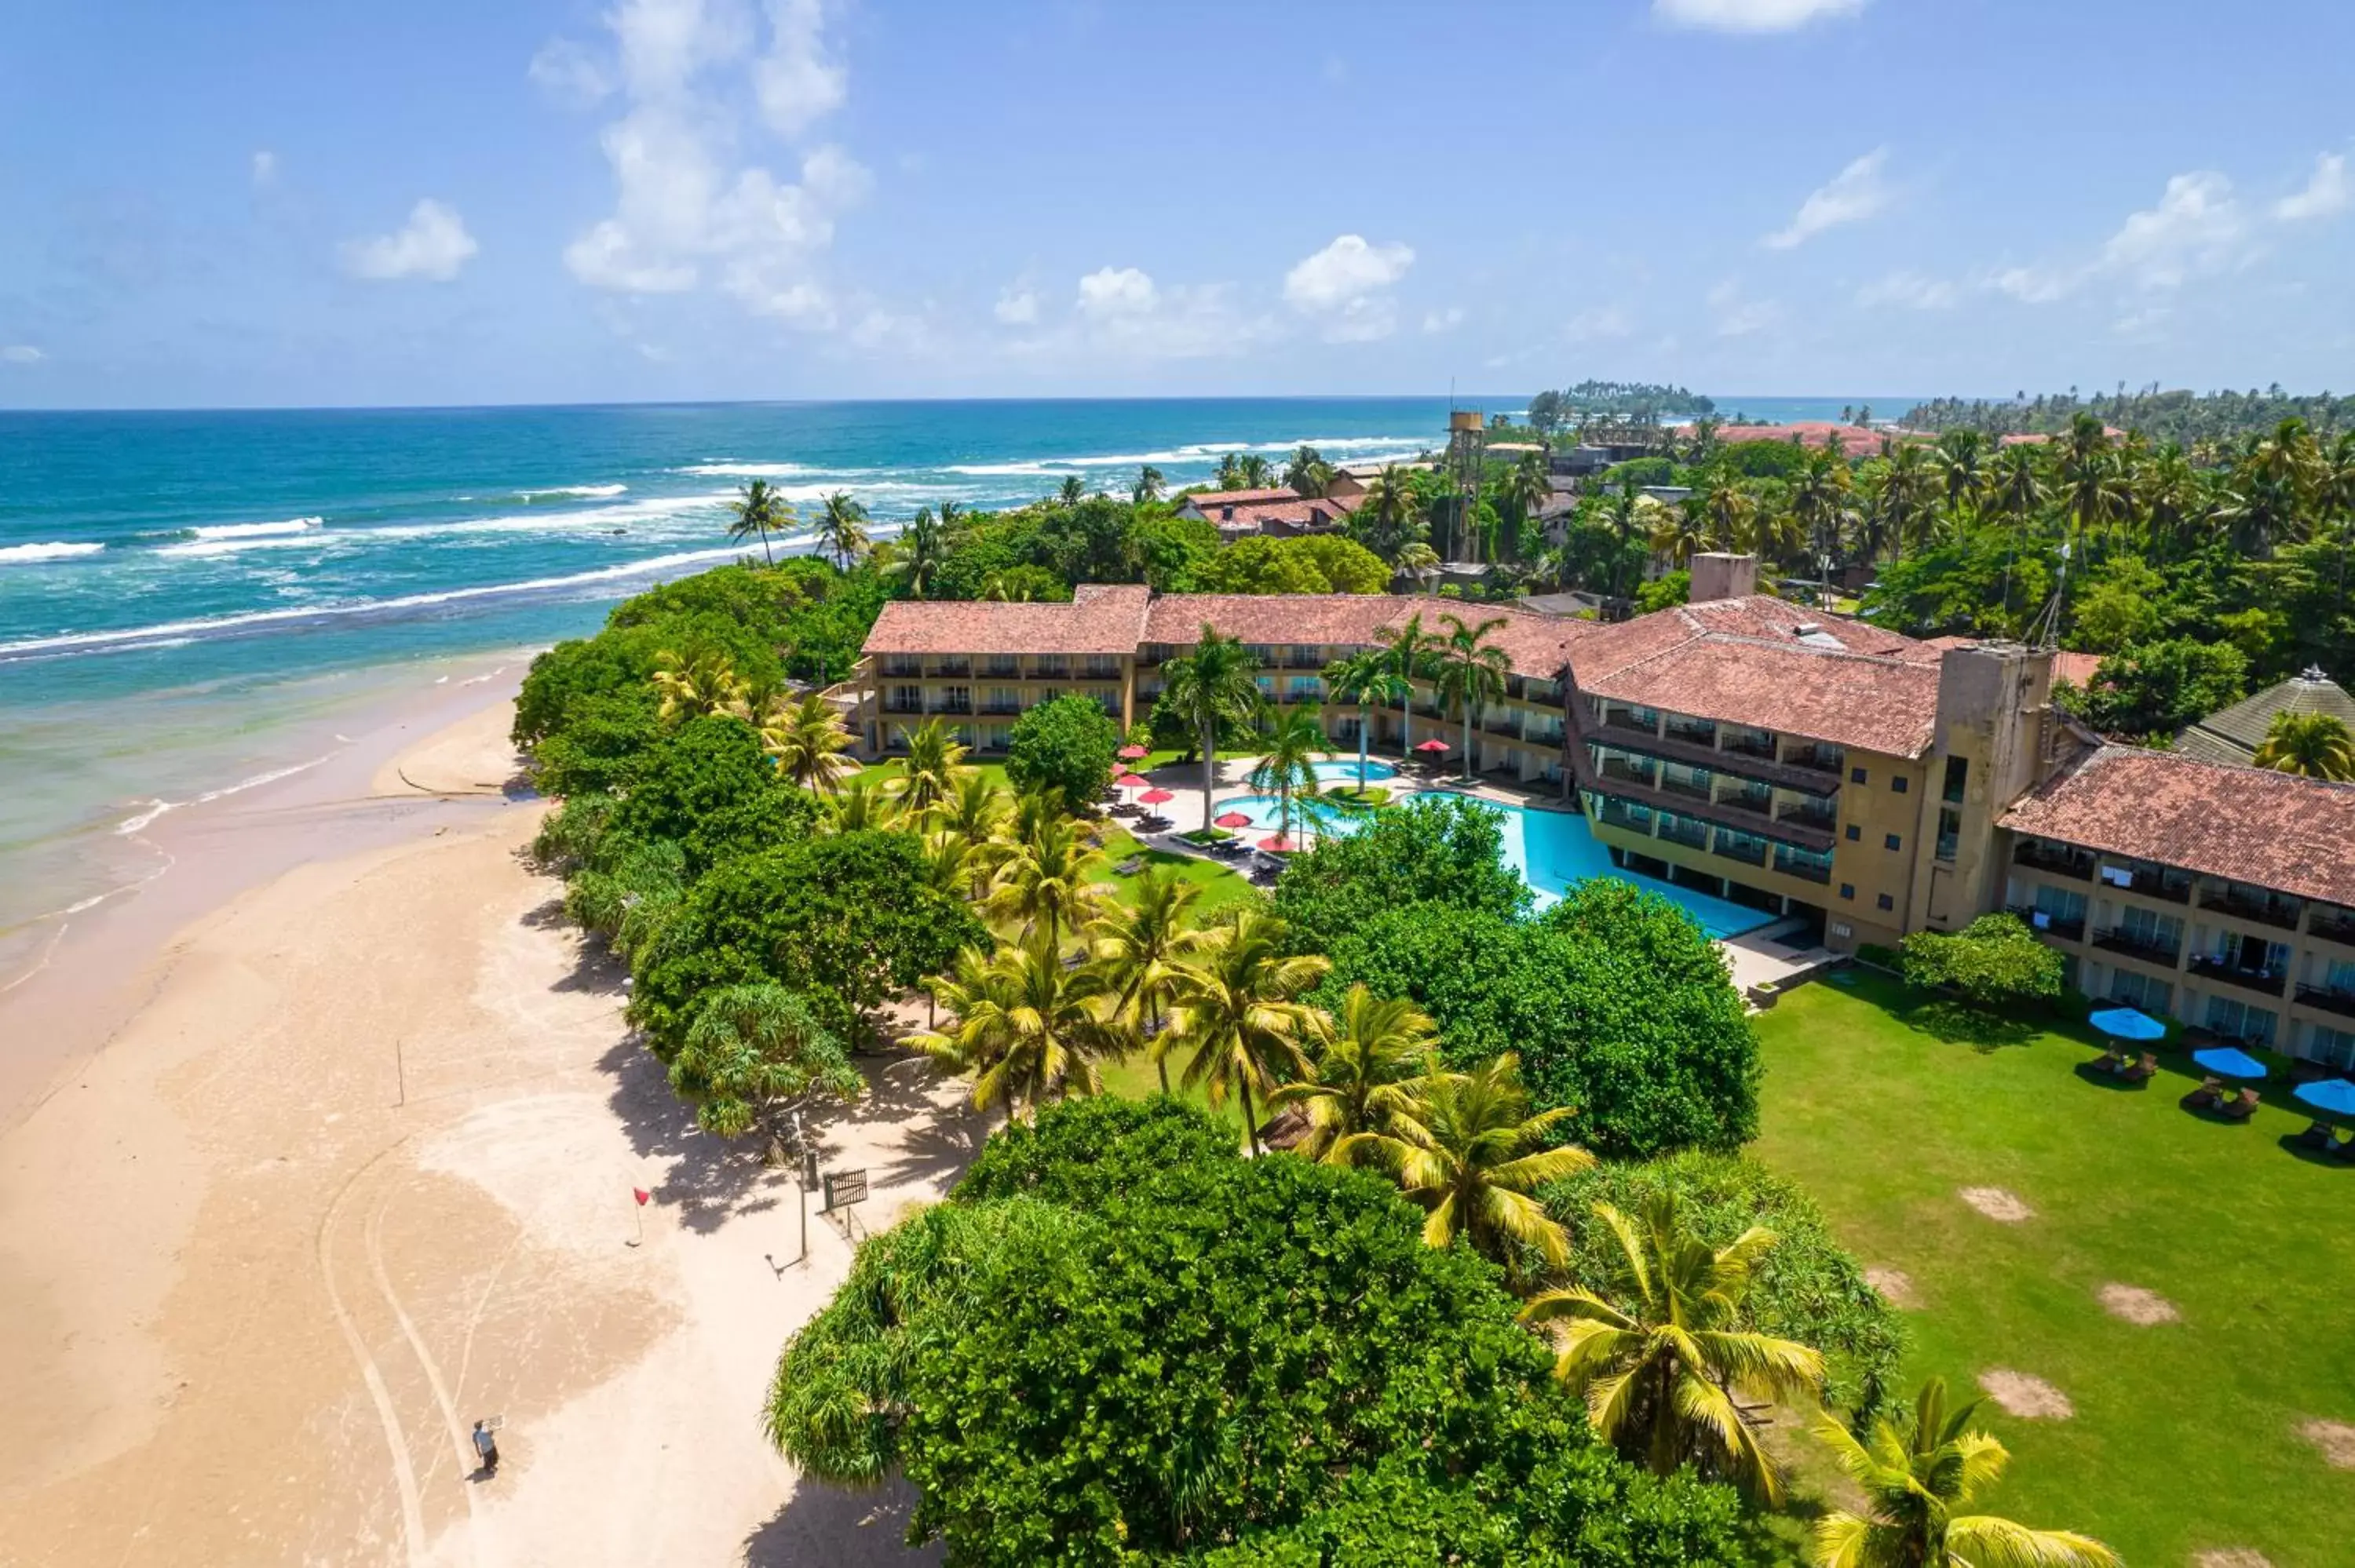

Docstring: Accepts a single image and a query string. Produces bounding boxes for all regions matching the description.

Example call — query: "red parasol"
[1137,788,1174,804]
[1257,833,1300,853]
[1116,744,1150,760]
[1214,811,1254,829]
[1414,738,1451,753]
[1113,771,1149,787]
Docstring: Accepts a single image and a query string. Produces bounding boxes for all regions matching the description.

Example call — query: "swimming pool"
[1213,788,1776,939]
[1309,758,1396,784]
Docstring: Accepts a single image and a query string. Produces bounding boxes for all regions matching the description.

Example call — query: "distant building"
[1714,421,1895,459]
[1173,487,1352,538]
[2176,666,2355,768]
[1324,461,1430,508]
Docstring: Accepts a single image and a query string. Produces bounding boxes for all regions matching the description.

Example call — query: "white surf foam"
[188,516,322,542]
[518,483,626,500]
[677,461,816,478]
[0,547,752,660]
[0,542,106,564]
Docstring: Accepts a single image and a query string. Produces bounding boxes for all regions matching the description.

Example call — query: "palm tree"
[824,775,902,833]
[1870,441,1940,563]
[1652,495,1713,567]
[1055,474,1087,505]
[916,938,1124,1122]
[1353,465,1429,563]
[1337,1052,1592,1268]
[2318,430,2355,611]
[1394,540,1441,593]
[1087,870,1207,1095]
[933,768,1011,842]
[1167,909,1331,1156]
[890,506,947,598]
[650,648,746,723]
[1159,625,1264,835]
[1237,453,1275,489]
[1694,476,1756,561]
[1215,450,1245,489]
[1266,985,1433,1161]
[1603,476,1670,602]
[1323,647,1405,790]
[984,810,1114,948]
[1436,614,1510,783]
[1935,428,1988,527]
[2254,710,2355,781]
[1382,613,1440,758]
[1247,702,1327,845]
[726,478,794,566]
[1283,444,1333,498]
[814,490,871,571]
[891,717,969,816]
[757,692,860,794]
[1517,1191,1825,1503]
[1133,465,1166,505]
[1788,446,1856,588]
[1809,1378,2120,1568]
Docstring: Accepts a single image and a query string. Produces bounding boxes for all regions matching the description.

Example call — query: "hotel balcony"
[879,659,924,680]
[1718,732,1779,762]
[2099,862,2193,903]
[1601,709,1660,738]
[2014,840,2096,881]
[2198,885,2305,932]
[1776,800,1838,833]
[881,698,925,715]
[980,700,1022,716]
[2309,908,2355,948]
[2296,983,2355,1021]
[1595,797,1654,834]
[2090,928,2181,967]
[1597,757,1657,789]
[1781,743,1846,776]
[926,659,972,679]
[1664,717,1718,749]
[1657,771,1714,804]
[1773,845,1834,884]
[2009,905,2086,943]
[1656,815,1710,851]
[931,698,973,716]
[2188,954,2287,997]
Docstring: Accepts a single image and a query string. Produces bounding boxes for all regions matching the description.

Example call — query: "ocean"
[0,393,1899,977]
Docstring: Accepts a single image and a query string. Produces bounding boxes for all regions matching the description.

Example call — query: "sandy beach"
[0,692,979,1566]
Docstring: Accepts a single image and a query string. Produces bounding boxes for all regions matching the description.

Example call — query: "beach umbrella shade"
[2089,1006,2168,1042]
[1414,738,1451,753]
[2293,1078,2355,1121]
[1113,772,1149,788]
[2192,1045,2269,1080]
[1116,744,1150,760]
[1257,834,1300,853]
[1137,788,1174,805]
[1214,811,1254,830]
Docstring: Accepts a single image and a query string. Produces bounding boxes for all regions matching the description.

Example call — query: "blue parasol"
[2192,1046,2269,1080]
[2089,1007,2167,1042]
[2293,1078,2355,1119]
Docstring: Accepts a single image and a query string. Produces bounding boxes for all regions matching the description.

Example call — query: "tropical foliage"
[1899,913,2065,1008]
[1002,693,1121,808]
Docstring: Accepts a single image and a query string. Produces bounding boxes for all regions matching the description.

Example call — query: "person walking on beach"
[472,1419,500,1478]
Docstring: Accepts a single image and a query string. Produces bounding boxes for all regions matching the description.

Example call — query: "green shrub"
[1899,911,2065,1007]
[1003,694,1121,808]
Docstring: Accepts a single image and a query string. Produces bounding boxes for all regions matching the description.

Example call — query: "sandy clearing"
[2195,1552,2275,1567]
[1864,1267,1918,1308]
[0,708,972,1566]
[2097,1282,2181,1325]
[1958,1185,2034,1221]
[1978,1369,2074,1420]
[371,698,526,797]
[2298,1418,2355,1468]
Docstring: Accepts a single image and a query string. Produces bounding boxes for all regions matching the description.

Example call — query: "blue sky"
[2,0,2350,409]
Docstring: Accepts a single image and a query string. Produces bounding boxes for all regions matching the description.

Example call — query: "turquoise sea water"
[0,396,1868,965]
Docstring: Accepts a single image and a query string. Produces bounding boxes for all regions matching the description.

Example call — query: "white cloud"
[1655,0,1866,33]
[1283,233,1415,341]
[2,345,45,364]
[341,199,478,282]
[529,38,613,106]
[1763,148,1890,249]
[2276,152,2349,221]
[1707,279,1781,337]
[250,150,278,189]
[754,0,847,137]
[1857,269,1957,310]
[1422,306,1465,334]
[562,0,865,328]
[1564,304,1633,341]
[1992,264,2071,304]
[2099,171,2251,290]
[994,286,1040,326]
[1078,266,1157,318]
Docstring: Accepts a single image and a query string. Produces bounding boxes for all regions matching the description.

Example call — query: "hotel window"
[2120,906,2182,956]
[2203,995,2276,1047]
[2031,884,2087,929]
[2111,970,2173,1017]
[1877,892,1895,911]
[1850,766,1868,785]
[1891,775,1908,793]
[1845,824,1861,842]
[1936,806,1962,864]
[2326,957,2355,993]
[1943,755,1970,804]
[1839,883,1855,900]
[1084,655,1121,679]
[889,684,922,712]
[1885,833,1902,851]
[2308,1023,2355,1071]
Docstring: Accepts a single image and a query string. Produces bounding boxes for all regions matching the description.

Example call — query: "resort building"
[1171,487,1353,538]
[2173,665,2355,768]
[853,553,2355,1067]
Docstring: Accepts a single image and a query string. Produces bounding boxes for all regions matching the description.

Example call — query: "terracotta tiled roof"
[1181,487,1298,505]
[1714,422,1904,459]
[1565,596,1945,757]
[864,583,1150,655]
[1141,594,1404,649]
[1999,744,2355,908]
[1176,489,1352,531]
[1926,637,2098,687]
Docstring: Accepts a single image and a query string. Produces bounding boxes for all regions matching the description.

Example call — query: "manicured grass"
[1096,825,1255,919]
[1751,970,2355,1566]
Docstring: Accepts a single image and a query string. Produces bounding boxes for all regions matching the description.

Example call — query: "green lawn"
[1752,970,2355,1566]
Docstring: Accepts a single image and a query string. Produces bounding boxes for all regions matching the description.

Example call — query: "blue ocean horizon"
[0,394,1908,960]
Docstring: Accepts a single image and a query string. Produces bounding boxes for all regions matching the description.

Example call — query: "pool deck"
[1119,753,1836,1005]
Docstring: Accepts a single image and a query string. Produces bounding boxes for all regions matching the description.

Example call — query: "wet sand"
[0,691,977,1565]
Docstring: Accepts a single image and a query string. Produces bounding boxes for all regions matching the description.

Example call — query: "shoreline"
[0,654,540,1133]
[0,696,972,1563]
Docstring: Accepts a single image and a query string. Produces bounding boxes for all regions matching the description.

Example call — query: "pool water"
[1309,758,1396,785]
[1214,788,1776,939]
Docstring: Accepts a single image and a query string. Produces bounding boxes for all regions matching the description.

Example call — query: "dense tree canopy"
[1899,913,2066,1008]
[1002,694,1121,808]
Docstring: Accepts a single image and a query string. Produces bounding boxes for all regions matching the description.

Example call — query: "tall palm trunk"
[1199,718,1217,833]
[1462,694,1476,783]
[1150,1000,1169,1096]
[1238,1071,1261,1158]
[1356,701,1370,790]
[758,524,773,566]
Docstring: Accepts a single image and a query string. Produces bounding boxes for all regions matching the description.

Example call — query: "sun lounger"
[2181,1078,2224,1112]
[2297,1118,2339,1150]
[2218,1088,2260,1121]
[2121,1052,2158,1083]
[1113,856,1145,877]
[2094,1048,2127,1074]
[2333,1133,2355,1163]
[1137,815,1172,833]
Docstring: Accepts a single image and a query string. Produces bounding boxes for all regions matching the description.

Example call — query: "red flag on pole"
[633,1187,651,1206]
